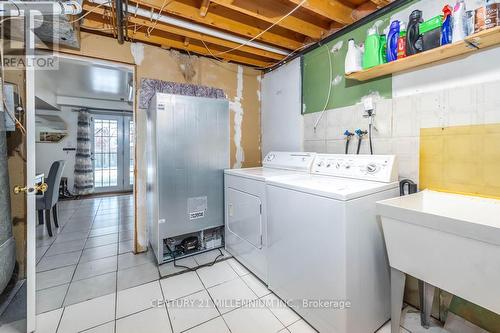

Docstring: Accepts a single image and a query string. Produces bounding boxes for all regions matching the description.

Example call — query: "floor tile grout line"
[194,267,234,333]
[55,304,66,333]
[114,229,119,333]
[59,199,101,309]
[157,274,175,333]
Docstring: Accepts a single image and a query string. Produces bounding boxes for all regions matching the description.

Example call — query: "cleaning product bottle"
[442,5,453,45]
[363,27,381,69]
[345,39,363,74]
[387,20,400,62]
[380,34,388,64]
[406,9,424,56]
[452,0,467,43]
[397,22,407,59]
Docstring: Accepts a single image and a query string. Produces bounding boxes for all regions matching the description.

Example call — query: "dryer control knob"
[366,163,378,173]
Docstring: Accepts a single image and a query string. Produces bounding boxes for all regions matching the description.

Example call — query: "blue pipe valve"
[344,130,354,137]
[355,129,368,137]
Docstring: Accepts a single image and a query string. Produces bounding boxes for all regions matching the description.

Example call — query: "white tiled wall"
[303,80,500,183]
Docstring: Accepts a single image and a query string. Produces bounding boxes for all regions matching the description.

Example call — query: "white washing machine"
[267,154,399,333]
[224,152,316,283]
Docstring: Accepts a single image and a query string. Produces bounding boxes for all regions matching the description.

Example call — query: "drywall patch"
[130,42,145,65]
[331,41,344,54]
[360,91,382,105]
[256,74,262,102]
[333,75,343,86]
[231,65,244,168]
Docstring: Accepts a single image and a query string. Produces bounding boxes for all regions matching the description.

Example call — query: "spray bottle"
[442,5,453,45]
[452,0,468,43]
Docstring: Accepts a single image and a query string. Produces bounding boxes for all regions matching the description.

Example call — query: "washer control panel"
[263,152,317,172]
[312,154,398,183]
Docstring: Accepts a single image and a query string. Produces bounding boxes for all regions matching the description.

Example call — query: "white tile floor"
[2,195,451,333]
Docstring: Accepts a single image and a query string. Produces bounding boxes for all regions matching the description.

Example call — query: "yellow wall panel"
[420,124,500,199]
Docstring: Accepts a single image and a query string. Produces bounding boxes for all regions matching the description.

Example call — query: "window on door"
[92,114,133,192]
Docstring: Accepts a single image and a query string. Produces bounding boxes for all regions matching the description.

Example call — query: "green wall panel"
[301,1,416,114]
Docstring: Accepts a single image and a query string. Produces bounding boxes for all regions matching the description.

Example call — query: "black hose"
[368,123,373,155]
[356,136,362,154]
[345,138,350,154]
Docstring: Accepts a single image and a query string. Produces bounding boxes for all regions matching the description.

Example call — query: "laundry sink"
[377,190,500,332]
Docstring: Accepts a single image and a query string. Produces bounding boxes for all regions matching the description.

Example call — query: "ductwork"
[0,1,83,16]
[0,111,15,294]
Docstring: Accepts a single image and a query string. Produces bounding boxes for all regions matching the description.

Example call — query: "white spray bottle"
[452,0,467,43]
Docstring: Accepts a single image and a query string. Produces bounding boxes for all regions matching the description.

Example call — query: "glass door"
[92,114,133,192]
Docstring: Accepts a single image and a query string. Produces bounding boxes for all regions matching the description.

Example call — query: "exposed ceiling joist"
[83,15,274,67]
[83,2,285,61]
[199,0,210,17]
[80,0,394,68]
[287,0,354,25]
[133,0,304,50]
[209,0,327,39]
[371,0,392,6]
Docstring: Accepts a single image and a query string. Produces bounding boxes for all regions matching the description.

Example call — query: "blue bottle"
[387,20,400,62]
[442,5,453,45]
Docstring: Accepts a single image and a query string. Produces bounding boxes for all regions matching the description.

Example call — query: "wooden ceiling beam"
[370,0,392,6]
[209,0,326,39]
[82,15,274,67]
[131,0,303,50]
[287,0,354,25]
[199,0,210,17]
[83,2,285,61]
[352,2,378,21]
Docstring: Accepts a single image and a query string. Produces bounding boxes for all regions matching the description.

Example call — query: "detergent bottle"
[345,39,363,74]
[452,0,467,43]
[379,34,388,64]
[386,20,400,62]
[442,5,453,45]
[397,22,407,59]
[406,9,424,56]
[363,27,381,69]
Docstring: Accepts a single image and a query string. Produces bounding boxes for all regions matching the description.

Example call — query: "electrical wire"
[212,0,307,56]
[146,0,168,36]
[7,0,21,17]
[171,247,224,272]
[313,45,333,132]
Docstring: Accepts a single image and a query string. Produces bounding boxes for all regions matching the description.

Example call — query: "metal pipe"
[88,0,289,56]
[0,1,82,16]
[115,0,124,44]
